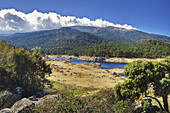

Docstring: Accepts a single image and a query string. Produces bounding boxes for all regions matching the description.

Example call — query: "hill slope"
[3,27,106,48]
[51,39,170,58]
[71,26,170,43]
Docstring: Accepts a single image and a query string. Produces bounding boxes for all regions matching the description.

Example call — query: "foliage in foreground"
[0,40,52,97]
[114,56,170,112]
[26,89,134,113]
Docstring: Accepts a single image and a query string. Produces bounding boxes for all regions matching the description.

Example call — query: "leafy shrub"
[114,100,134,113]
[142,99,154,113]
[26,89,118,112]
[0,40,51,97]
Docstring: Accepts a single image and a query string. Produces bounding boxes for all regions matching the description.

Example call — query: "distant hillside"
[44,39,170,58]
[71,26,170,43]
[3,27,106,48]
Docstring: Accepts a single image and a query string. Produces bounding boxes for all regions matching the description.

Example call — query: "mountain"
[2,26,170,58]
[0,9,169,44]
[0,9,136,34]
[3,27,106,48]
[2,26,170,51]
[71,26,170,43]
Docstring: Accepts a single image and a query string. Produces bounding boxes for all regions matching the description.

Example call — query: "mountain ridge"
[1,26,170,50]
[71,26,170,43]
[2,27,106,48]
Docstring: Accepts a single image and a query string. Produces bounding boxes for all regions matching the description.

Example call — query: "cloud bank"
[0,9,137,34]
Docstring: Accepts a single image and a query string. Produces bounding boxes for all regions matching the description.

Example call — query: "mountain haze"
[71,26,170,43]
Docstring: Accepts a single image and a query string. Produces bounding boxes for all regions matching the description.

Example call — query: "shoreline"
[46,60,126,89]
[47,55,164,63]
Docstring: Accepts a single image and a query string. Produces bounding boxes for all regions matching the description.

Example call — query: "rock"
[34,94,58,105]
[87,62,101,68]
[0,87,22,109]
[11,98,34,113]
[35,92,50,98]
[113,72,117,75]
[94,57,105,62]
[113,72,120,77]
[43,55,51,61]
[134,104,143,112]
[79,56,105,62]
[64,60,71,64]
[28,96,38,101]
[0,108,12,113]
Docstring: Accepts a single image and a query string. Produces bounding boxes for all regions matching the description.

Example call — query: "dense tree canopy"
[114,57,170,112]
[0,40,51,97]
[42,40,170,58]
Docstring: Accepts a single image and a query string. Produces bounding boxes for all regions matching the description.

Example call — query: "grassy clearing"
[73,89,98,94]
[44,79,99,96]
[47,60,126,89]
[44,80,77,93]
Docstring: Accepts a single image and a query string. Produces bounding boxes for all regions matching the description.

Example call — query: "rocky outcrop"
[0,91,58,113]
[94,57,105,62]
[34,94,58,105]
[105,58,131,63]
[11,98,34,113]
[0,87,22,109]
[48,55,106,62]
[0,108,12,113]
[79,56,105,62]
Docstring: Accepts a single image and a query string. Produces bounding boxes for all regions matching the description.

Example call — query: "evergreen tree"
[0,40,51,96]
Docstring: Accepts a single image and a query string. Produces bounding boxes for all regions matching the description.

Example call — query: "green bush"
[26,89,118,113]
[0,40,51,97]
[114,100,134,113]
[142,99,154,113]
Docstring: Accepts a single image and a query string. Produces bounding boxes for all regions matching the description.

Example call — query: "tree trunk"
[162,95,169,112]
[145,95,164,111]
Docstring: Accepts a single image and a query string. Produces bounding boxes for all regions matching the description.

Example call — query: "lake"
[50,57,128,69]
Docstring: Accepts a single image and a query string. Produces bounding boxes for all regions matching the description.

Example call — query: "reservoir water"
[50,57,128,69]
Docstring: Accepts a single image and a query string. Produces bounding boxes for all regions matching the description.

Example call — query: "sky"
[0,0,170,36]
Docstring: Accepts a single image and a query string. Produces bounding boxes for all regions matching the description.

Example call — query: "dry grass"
[46,60,126,89]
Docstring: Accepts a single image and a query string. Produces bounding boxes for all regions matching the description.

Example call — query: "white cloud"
[0,8,137,34]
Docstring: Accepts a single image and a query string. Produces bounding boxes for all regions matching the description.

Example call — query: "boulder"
[94,57,105,62]
[0,87,22,109]
[34,94,58,105]
[11,98,34,113]
[0,108,12,113]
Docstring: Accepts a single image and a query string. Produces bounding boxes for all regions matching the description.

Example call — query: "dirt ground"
[47,60,126,89]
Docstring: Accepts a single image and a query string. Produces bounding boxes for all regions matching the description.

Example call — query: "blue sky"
[0,0,170,36]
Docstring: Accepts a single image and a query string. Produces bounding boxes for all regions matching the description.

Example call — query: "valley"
[1,26,170,112]
[0,3,170,112]
[47,59,126,89]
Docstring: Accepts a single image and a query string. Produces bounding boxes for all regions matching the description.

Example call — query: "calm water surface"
[50,57,128,69]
